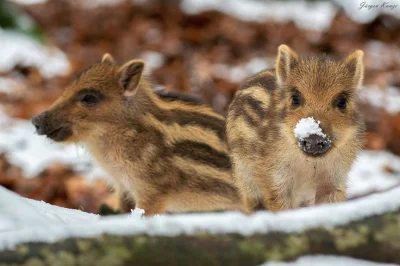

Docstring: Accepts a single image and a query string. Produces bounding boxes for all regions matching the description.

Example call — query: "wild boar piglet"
[227,45,365,212]
[32,54,242,215]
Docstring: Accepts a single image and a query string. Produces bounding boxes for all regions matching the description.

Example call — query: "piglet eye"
[81,94,98,106]
[336,97,347,110]
[291,94,301,107]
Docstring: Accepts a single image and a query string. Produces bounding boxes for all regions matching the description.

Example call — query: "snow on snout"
[294,117,327,141]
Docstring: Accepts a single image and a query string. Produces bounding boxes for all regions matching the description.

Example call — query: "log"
[0,209,398,266]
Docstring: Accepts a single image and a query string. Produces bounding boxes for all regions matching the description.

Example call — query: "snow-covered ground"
[182,0,336,31]
[185,0,400,30]
[0,186,99,233]
[0,184,399,252]
[0,114,108,179]
[0,30,70,78]
[212,57,271,83]
[359,86,400,114]
[11,0,400,31]
[261,255,398,266]
[348,150,400,197]
[182,0,400,30]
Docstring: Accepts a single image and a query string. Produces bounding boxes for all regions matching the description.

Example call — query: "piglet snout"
[299,134,331,155]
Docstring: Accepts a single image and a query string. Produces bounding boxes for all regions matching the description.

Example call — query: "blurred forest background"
[0,0,399,214]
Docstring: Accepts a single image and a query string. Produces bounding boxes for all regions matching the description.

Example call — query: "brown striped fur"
[33,54,242,215]
[227,45,365,213]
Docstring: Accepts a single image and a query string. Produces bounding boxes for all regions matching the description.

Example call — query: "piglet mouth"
[31,113,73,142]
[46,126,73,142]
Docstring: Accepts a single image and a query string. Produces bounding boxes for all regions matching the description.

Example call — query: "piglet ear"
[101,53,115,65]
[118,60,145,97]
[276,44,299,86]
[344,50,364,89]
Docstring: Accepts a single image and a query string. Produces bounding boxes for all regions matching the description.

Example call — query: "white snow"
[74,0,127,9]
[334,0,400,23]
[359,86,400,114]
[0,77,27,100]
[294,117,327,141]
[130,208,145,218]
[364,41,400,70]
[139,51,165,74]
[260,255,397,266]
[0,77,22,95]
[181,0,337,31]
[0,30,70,78]
[11,0,400,30]
[0,114,108,179]
[11,0,126,7]
[10,0,47,4]
[0,186,99,232]
[212,57,271,83]
[0,184,400,250]
[182,0,400,28]
[348,150,400,198]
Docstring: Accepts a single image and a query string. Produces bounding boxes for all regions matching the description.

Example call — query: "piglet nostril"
[299,134,331,155]
[31,115,45,134]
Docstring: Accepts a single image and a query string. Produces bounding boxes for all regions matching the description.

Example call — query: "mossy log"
[0,210,399,266]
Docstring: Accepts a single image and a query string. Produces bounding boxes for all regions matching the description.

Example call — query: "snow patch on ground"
[348,150,400,197]
[138,51,165,74]
[181,0,337,31]
[75,0,127,9]
[0,185,400,250]
[182,0,400,27]
[359,86,400,114]
[260,255,397,266]
[212,57,270,83]
[130,208,145,218]
[294,117,327,140]
[0,114,107,179]
[334,0,400,23]
[24,197,100,224]
[12,0,400,29]
[0,186,99,232]
[12,0,127,8]
[365,41,400,70]
[10,0,47,4]
[0,30,70,78]
[0,77,22,95]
